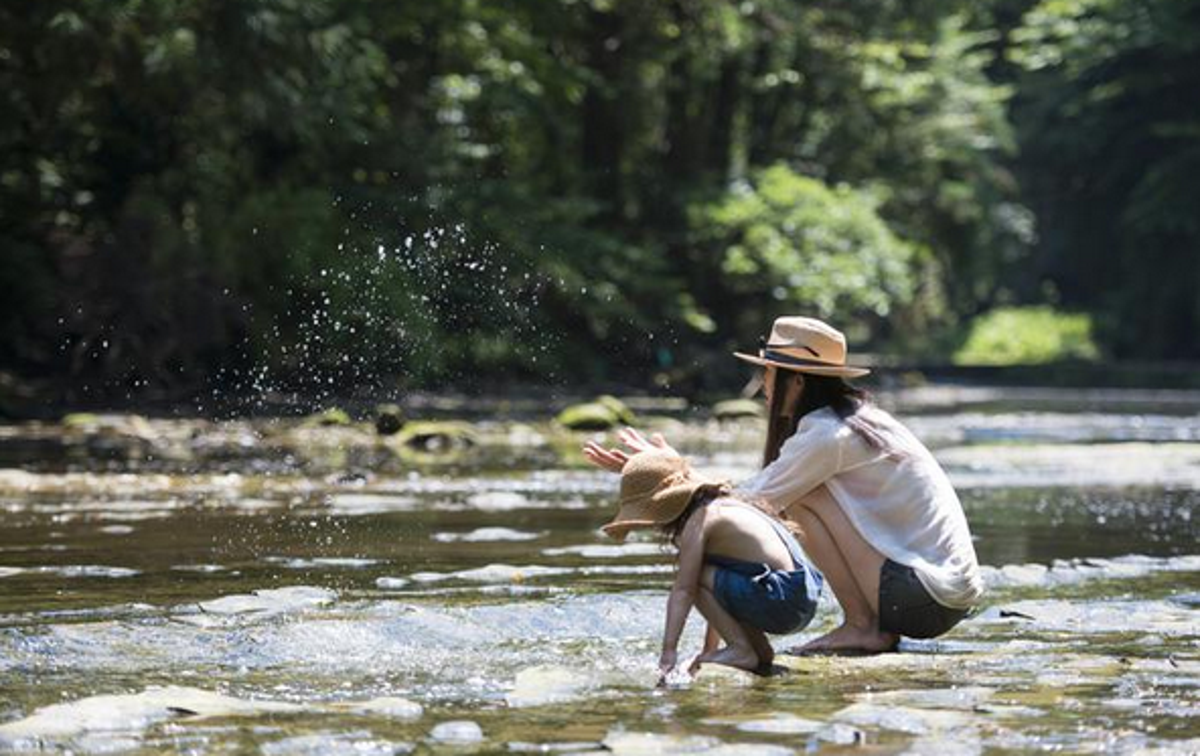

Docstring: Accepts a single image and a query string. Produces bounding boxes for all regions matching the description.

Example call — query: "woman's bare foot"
[787,623,898,655]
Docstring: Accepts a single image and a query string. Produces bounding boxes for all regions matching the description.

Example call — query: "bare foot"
[786,623,898,656]
[695,645,761,673]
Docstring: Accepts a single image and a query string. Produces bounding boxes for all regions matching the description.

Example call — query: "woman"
[584,316,984,654]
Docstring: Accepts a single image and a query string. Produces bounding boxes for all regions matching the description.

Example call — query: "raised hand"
[616,427,679,457]
[582,440,629,473]
[582,427,680,474]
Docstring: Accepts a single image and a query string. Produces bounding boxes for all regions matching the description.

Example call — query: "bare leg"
[785,488,897,654]
[689,567,771,673]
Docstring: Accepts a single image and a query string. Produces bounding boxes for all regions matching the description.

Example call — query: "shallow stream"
[1,391,1198,753]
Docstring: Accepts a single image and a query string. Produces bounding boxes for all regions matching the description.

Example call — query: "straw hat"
[733,316,870,378]
[602,451,722,541]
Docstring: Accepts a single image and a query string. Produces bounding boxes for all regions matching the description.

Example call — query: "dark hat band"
[762,348,840,369]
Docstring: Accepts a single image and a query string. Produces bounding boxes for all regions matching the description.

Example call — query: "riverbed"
[1,389,1197,753]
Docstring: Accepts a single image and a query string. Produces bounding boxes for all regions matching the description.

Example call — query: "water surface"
[1,397,1197,753]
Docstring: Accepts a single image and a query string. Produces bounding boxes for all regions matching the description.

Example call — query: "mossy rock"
[374,404,406,436]
[303,408,353,427]
[393,421,477,452]
[596,395,636,425]
[556,402,622,431]
[62,412,101,428]
[712,398,763,420]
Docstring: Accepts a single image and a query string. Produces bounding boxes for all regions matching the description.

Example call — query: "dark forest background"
[2,0,1198,405]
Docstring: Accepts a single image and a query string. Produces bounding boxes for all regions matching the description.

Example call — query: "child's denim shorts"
[708,555,823,635]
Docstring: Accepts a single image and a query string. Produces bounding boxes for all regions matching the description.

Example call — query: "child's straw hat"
[733,316,870,378]
[602,451,720,541]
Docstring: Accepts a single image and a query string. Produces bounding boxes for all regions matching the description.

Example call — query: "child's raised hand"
[617,427,680,457]
[581,441,629,473]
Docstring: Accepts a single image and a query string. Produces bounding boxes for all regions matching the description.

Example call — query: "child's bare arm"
[659,509,708,674]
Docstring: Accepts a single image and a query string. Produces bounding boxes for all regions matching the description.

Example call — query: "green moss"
[392,421,477,452]
[303,408,353,427]
[556,403,621,431]
[595,395,636,425]
[62,413,100,428]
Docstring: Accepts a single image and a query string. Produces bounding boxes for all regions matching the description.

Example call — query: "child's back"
[692,497,796,570]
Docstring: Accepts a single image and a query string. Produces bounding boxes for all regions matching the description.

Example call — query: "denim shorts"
[878,559,970,638]
[709,555,823,635]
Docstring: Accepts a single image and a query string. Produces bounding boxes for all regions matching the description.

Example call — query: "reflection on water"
[0,400,1198,753]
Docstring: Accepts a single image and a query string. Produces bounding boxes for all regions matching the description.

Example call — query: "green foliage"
[695,164,922,322]
[955,306,1100,366]
[1010,0,1200,359]
[3,0,1188,403]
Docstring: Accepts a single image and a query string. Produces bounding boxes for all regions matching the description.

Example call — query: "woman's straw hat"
[733,316,870,378]
[602,451,720,541]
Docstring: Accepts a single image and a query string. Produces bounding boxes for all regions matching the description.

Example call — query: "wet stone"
[433,527,544,543]
[464,491,531,511]
[542,543,663,558]
[832,702,976,736]
[702,713,823,735]
[429,720,484,744]
[505,665,595,707]
[0,686,300,746]
[858,686,995,710]
[196,586,336,616]
[507,741,604,753]
[261,730,411,756]
[712,399,763,421]
[555,403,623,431]
[340,697,424,720]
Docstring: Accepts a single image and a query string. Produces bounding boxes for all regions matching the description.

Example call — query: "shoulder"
[793,406,853,443]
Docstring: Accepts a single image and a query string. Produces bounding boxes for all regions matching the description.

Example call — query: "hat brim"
[600,519,657,541]
[733,352,870,378]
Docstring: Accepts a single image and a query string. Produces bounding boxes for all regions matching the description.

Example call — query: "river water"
[0,389,1197,753]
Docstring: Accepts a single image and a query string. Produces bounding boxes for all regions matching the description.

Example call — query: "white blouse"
[736,405,984,609]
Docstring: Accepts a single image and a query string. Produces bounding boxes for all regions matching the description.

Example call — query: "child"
[602,449,823,678]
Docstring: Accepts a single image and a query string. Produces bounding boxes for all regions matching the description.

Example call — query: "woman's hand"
[582,427,679,474]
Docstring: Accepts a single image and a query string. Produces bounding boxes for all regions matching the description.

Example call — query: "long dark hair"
[762,370,893,467]
[660,484,801,548]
